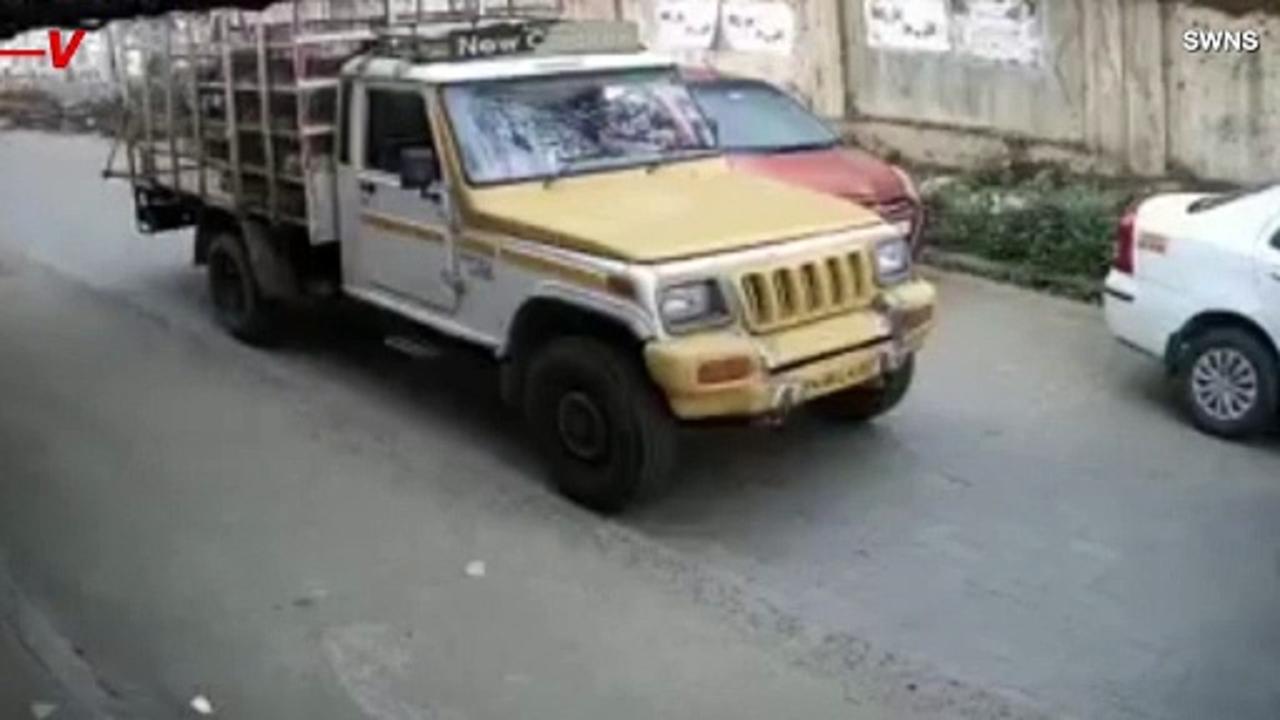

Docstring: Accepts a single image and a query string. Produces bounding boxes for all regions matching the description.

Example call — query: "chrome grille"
[737,249,873,332]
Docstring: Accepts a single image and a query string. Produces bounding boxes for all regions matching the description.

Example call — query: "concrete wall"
[845,0,1086,145]
[1164,5,1280,183]
[841,0,1278,183]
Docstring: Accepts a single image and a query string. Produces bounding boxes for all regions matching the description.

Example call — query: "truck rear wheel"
[207,232,277,345]
[1180,328,1277,439]
[523,337,677,514]
[811,355,915,423]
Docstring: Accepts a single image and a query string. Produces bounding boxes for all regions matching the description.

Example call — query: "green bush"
[923,170,1135,282]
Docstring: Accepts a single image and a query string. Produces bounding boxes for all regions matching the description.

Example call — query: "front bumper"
[645,280,937,420]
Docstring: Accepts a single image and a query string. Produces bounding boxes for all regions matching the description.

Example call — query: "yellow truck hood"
[464,159,883,263]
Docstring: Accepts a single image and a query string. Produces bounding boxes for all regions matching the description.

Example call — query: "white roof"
[345,51,674,84]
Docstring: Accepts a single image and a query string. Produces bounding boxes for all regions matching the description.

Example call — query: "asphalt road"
[1,131,1278,720]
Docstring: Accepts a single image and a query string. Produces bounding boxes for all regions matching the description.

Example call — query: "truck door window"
[365,89,434,176]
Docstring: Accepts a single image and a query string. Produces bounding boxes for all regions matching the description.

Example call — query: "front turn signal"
[697,355,755,385]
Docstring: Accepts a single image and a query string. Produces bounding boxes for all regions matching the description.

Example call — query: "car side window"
[365,88,433,175]
[1272,226,1280,250]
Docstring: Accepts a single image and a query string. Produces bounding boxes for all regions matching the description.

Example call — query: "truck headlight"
[874,237,912,285]
[658,280,730,332]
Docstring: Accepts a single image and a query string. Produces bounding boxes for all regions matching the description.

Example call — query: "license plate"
[803,355,880,396]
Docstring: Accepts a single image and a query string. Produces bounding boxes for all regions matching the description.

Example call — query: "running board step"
[384,335,444,359]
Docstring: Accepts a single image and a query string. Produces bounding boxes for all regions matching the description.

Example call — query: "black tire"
[523,337,677,513]
[207,231,277,345]
[1179,328,1277,440]
[811,355,915,423]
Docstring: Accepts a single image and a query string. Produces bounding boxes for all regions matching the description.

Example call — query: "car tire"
[524,337,677,514]
[1180,328,1277,440]
[811,355,915,423]
[207,231,278,345]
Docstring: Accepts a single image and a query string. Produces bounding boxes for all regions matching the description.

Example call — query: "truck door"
[338,82,456,311]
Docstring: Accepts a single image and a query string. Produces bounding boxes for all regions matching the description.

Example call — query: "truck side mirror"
[399,147,440,192]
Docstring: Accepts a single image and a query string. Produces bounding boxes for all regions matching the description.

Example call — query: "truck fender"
[501,285,658,356]
[498,289,658,407]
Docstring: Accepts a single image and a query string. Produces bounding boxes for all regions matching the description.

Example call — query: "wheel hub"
[556,390,609,462]
[1191,348,1259,422]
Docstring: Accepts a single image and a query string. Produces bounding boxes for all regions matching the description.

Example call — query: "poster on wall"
[719,1,796,55]
[651,0,719,51]
[863,0,951,53]
[952,0,1042,65]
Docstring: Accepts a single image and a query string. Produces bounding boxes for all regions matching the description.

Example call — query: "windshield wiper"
[542,148,719,185]
[643,147,720,173]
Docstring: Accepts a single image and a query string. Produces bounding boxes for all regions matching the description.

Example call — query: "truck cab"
[114,14,937,511]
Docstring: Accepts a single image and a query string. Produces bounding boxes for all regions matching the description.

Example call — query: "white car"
[1104,184,1280,438]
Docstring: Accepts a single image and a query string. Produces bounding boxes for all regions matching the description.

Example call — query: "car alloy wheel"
[1190,347,1260,422]
[1187,345,1259,420]
[1180,327,1277,440]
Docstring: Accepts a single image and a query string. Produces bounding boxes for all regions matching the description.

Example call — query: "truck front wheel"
[207,232,277,345]
[523,337,677,513]
[811,355,915,423]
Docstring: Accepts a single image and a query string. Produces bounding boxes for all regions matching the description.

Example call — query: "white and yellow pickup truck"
[112,9,936,511]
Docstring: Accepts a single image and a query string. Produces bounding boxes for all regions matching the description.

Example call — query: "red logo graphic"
[0,30,87,69]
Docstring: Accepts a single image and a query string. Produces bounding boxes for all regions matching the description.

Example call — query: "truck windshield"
[443,69,718,185]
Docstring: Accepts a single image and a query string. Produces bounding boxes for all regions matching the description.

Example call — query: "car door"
[340,82,456,311]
